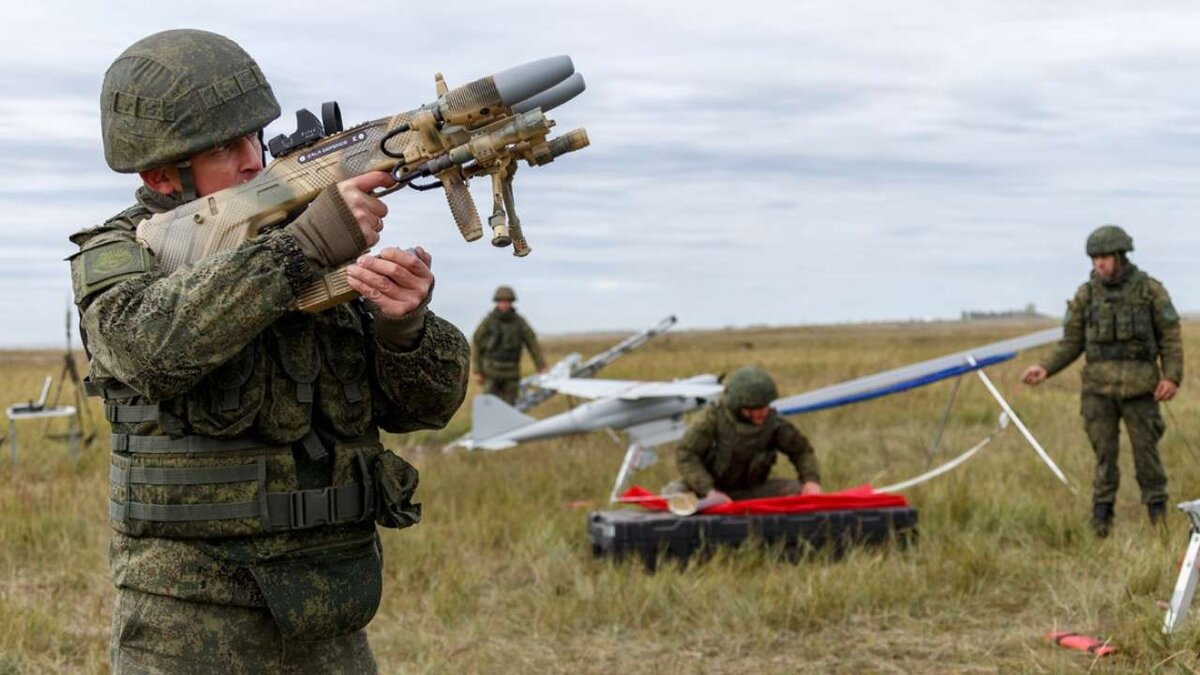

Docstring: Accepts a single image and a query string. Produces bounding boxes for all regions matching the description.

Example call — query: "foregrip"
[439,171,483,241]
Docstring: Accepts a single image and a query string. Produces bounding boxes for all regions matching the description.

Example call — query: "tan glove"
[285,185,367,269]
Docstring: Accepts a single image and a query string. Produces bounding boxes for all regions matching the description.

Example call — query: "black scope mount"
[267,101,345,158]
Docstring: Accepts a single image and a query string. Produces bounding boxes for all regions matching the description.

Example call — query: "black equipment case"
[588,507,917,568]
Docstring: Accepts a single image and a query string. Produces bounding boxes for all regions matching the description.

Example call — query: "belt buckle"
[290,487,336,529]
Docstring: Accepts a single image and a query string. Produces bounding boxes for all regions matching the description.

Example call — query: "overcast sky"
[4,1,1200,347]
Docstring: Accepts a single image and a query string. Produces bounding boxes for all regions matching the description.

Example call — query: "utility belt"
[482,357,521,379]
[106,402,420,540]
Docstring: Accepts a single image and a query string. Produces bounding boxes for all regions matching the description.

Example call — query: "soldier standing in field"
[71,29,469,671]
[472,285,546,404]
[1022,225,1183,537]
[664,366,823,501]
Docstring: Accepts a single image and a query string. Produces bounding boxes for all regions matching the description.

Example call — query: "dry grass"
[4,321,1200,672]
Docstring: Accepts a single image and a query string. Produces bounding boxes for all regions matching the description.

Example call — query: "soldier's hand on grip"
[284,170,395,270]
[346,246,433,319]
[338,171,396,248]
[285,182,372,269]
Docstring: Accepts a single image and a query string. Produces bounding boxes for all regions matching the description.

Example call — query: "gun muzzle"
[439,55,575,127]
[512,72,587,114]
[525,128,590,167]
[547,129,589,157]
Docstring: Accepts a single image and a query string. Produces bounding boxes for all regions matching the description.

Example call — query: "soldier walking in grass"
[472,285,546,404]
[72,29,469,672]
[1022,225,1183,537]
[664,366,822,502]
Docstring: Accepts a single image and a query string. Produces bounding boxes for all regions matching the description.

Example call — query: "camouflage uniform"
[1041,261,1183,512]
[667,367,820,499]
[472,306,545,405]
[77,30,470,673]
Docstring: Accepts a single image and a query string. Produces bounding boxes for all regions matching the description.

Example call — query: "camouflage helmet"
[101,29,281,173]
[493,285,517,302]
[723,366,778,409]
[1086,225,1134,257]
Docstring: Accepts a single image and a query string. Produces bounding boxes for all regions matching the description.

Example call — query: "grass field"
[4,320,1200,673]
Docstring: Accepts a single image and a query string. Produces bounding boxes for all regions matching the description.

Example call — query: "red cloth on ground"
[619,484,908,515]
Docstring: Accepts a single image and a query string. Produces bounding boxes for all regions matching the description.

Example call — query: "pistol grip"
[438,171,483,242]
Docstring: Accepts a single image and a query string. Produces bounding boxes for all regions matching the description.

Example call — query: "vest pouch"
[374,450,421,529]
[271,319,321,403]
[1135,303,1152,336]
[262,320,321,441]
[731,419,779,488]
[488,319,524,363]
[250,534,382,642]
[317,311,372,438]
[745,447,780,487]
[1115,306,1135,341]
[1089,303,1115,343]
[186,340,265,437]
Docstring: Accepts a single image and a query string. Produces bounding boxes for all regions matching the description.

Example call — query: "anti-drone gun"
[136,56,589,312]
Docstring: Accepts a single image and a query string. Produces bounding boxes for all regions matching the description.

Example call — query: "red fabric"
[1047,632,1117,656]
[619,484,908,515]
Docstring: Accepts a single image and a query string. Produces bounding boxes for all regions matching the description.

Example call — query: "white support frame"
[610,443,644,503]
[1164,500,1200,634]
[966,355,1072,489]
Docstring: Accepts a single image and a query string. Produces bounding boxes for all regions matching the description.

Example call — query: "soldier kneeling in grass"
[664,366,822,503]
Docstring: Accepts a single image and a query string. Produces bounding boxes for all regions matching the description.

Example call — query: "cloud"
[4,2,1200,346]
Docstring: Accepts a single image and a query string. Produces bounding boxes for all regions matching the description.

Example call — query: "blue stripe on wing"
[774,352,1016,415]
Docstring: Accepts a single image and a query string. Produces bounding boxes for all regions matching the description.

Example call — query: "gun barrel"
[512,72,586,114]
[444,109,552,166]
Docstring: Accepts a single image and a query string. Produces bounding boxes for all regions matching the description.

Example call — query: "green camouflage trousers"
[662,477,804,501]
[110,587,377,674]
[484,376,520,405]
[1081,392,1167,505]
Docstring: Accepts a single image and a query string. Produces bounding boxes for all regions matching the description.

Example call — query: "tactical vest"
[483,313,525,363]
[93,302,392,540]
[705,405,782,490]
[1084,269,1159,364]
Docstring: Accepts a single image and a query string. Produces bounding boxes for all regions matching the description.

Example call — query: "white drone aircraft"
[462,327,1072,501]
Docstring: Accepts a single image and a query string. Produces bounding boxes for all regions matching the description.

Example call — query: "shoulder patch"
[1160,298,1181,324]
[1145,277,1181,324]
[70,240,153,301]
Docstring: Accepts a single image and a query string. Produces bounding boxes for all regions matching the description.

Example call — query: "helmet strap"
[176,160,198,202]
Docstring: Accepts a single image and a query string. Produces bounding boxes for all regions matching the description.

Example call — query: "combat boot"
[1091,501,1114,538]
[1148,500,1168,527]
